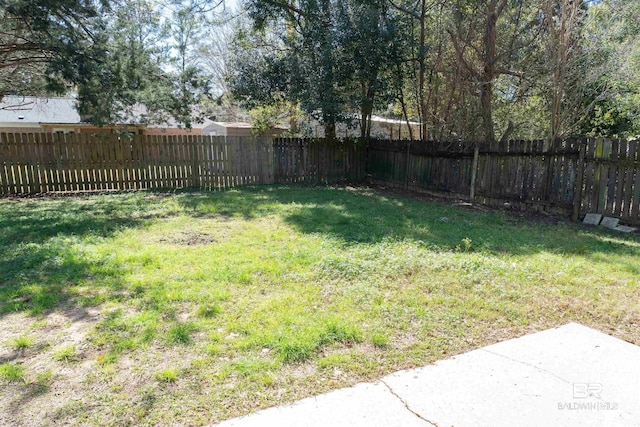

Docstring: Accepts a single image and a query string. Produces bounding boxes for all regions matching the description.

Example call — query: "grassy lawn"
[1,185,639,426]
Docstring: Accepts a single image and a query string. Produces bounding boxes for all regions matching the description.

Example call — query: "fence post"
[469,142,480,202]
[190,135,200,188]
[404,140,411,190]
[572,138,586,222]
[543,138,556,208]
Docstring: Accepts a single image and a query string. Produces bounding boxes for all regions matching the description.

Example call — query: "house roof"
[370,115,422,126]
[210,122,254,129]
[147,117,215,130]
[0,96,81,124]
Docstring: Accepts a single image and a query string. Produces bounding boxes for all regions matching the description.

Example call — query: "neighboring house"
[0,96,147,134]
[145,118,211,136]
[369,115,422,140]
[0,96,417,139]
[300,115,422,140]
[0,97,287,138]
[201,121,287,137]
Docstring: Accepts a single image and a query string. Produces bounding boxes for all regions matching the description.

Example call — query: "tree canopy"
[229,0,640,141]
[2,0,640,138]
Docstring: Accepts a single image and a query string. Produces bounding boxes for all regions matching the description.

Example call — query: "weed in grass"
[206,343,221,356]
[197,303,222,319]
[11,335,34,351]
[275,339,317,363]
[319,321,362,346]
[167,322,196,345]
[155,369,179,383]
[317,353,351,369]
[231,358,278,378]
[252,371,275,387]
[371,333,390,348]
[52,346,77,362]
[0,363,25,383]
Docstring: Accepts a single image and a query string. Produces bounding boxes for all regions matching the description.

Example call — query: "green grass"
[0,363,25,383]
[155,368,179,383]
[0,185,639,426]
[167,322,196,345]
[10,335,34,350]
[52,346,77,362]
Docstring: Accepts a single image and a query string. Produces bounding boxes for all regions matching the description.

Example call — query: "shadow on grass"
[0,195,158,318]
[177,185,640,259]
[2,185,639,320]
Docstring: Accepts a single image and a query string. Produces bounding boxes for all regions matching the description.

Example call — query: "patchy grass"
[52,346,77,363]
[155,369,179,383]
[10,335,34,351]
[0,363,25,383]
[0,186,639,426]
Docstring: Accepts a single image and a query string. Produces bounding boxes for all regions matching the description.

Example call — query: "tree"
[336,0,397,138]
[0,0,108,98]
[234,0,400,138]
[448,0,544,143]
[167,3,212,127]
[74,0,172,124]
[579,0,640,137]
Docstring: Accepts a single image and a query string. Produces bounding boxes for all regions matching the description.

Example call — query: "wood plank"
[613,139,627,217]
[605,139,620,215]
[13,133,27,193]
[0,134,9,195]
[572,138,586,221]
[69,133,80,191]
[622,140,637,219]
[40,132,52,192]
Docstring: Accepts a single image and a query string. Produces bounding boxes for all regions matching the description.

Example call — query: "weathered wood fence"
[1,132,639,225]
[0,133,364,194]
[366,137,640,225]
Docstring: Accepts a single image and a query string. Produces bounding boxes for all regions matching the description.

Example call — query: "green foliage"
[10,336,34,351]
[167,322,196,345]
[0,0,104,96]
[0,363,25,383]
[371,333,389,348]
[233,0,398,138]
[1,0,213,128]
[155,368,179,383]
[52,346,77,363]
[197,303,222,319]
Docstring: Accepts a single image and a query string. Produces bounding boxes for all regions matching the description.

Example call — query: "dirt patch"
[158,231,217,246]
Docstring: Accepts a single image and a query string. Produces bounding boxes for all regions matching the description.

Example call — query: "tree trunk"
[480,0,500,144]
[418,0,428,141]
[325,121,337,140]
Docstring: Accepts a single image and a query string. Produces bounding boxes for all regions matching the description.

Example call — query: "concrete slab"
[615,225,637,233]
[601,216,621,229]
[215,382,430,427]
[583,213,603,225]
[383,323,640,427]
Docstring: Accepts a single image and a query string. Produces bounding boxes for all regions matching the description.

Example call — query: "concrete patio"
[214,323,640,427]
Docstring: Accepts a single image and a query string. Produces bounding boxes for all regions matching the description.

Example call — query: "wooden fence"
[366,137,640,225]
[0,133,364,195]
[1,132,639,225]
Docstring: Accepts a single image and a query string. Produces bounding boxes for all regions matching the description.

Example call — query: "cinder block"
[582,213,602,226]
[600,217,620,229]
[614,225,637,233]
